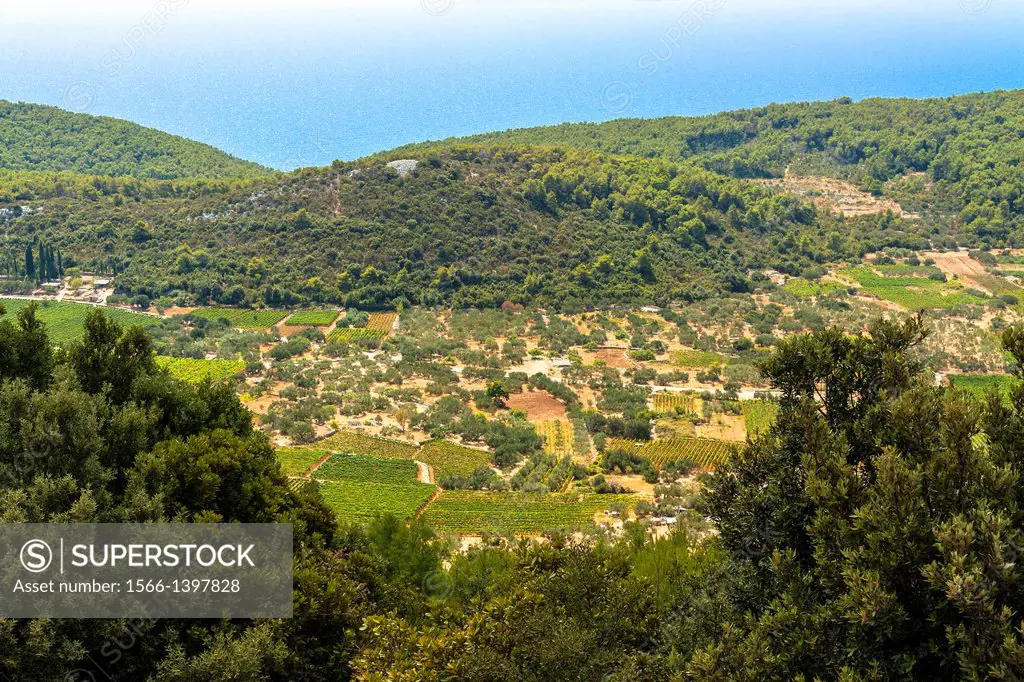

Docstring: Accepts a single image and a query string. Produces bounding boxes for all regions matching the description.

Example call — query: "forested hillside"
[0,100,270,179]
[402,89,1024,241]
[2,146,929,309]
[2,91,1023,309]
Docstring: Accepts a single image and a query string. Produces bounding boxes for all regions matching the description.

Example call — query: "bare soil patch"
[277,323,311,338]
[695,413,746,442]
[506,390,567,421]
[926,251,988,277]
[606,474,656,495]
[755,170,912,217]
[582,347,632,369]
[924,251,992,291]
[244,395,278,415]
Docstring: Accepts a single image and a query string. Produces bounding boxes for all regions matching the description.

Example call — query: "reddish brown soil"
[506,390,567,421]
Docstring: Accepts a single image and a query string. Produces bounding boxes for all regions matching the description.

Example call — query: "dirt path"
[415,461,433,484]
[301,451,336,478]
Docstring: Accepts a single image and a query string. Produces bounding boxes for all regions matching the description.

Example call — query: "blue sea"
[2,0,1023,170]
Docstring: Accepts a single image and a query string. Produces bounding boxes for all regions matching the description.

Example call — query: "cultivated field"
[421,491,637,534]
[285,310,340,326]
[0,299,158,344]
[190,307,290,330]
[607,436,737,469]
[156,356,246,382]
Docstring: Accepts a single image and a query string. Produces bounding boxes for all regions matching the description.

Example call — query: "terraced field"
[607,436,736,469]
[0,299,158,344]
[285,310,340,326]
[421,491,637,534]
[303,431,420,459]
[156,356,246,382]
[189,307,289,330]
[366,312,399,333]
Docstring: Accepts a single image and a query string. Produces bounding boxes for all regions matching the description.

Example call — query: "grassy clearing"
[156,356,246,382]
[285,310,340,326]
[189,307,289,330]
[0,299,157,344]
[421,491,637,534]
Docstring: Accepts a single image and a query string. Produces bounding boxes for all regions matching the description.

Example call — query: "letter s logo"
[21,539,52,573]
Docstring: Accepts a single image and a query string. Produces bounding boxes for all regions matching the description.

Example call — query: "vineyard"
[873,264,945,278]
[312,452,435,523]
[0,299,158,344]
[314,454,420,485]
[189,307,289,330]
[951,374,1014,404]
[538,420,575,456]
[840,267,986,309]
[317,479,435,524]
[326,327,388,342]
[285,310,340,326]
[420,491,638,534]
[303,431,420,459]
[156,356,246,382]
[741,400,779,437]
[418,440,492,479]
[652,392,700,415]
[276,448,327,476]
[606,436,736,469]
[366,312,399,333]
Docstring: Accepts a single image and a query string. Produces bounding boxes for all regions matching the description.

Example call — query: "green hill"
[3,91,1024,309]
[396,89,1024,237]
[4,145,920,309]
[0,100,271,179]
